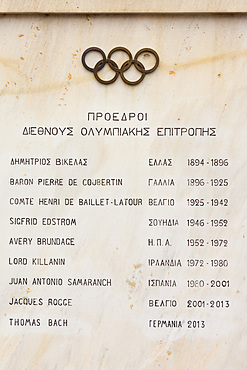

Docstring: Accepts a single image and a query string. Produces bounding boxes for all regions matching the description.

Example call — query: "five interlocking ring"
[81,47,159,85]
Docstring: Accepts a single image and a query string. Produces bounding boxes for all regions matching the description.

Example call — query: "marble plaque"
[0,13,246,369]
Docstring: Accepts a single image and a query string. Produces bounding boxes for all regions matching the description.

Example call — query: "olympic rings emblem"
[81,47,159,85]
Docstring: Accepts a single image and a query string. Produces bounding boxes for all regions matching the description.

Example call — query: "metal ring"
[81,47,106,72]
[93,58,119,85]
[134,48,159,74]
[108,47,132,72]
[120,60,146,86]
[81,47,159,85]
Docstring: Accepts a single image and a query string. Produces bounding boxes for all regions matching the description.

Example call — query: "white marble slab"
[0,0,247,14]
[0,14,246,370]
